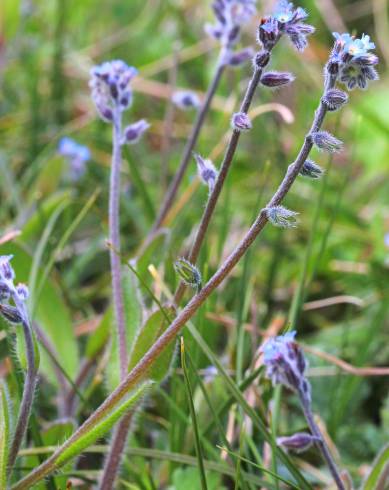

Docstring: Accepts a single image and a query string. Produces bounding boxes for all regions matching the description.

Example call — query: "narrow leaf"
[362,443,389,490]
[0,382,10,488]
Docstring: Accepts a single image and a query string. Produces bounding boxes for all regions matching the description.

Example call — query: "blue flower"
[58,138,91,181]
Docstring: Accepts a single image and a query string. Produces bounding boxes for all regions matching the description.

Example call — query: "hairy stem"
[149,51,227,234]
[98,413,133,490]
[299,390,345,490]
[110,106,127,380]
[174,50,272,305]
[13,67,336,490]
[8,318,38,473]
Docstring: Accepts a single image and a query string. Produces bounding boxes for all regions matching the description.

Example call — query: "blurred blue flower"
[58,137,91,181]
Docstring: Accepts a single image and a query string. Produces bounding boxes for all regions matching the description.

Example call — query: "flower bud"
[174,258,202,291]
[172,91,201,111]
[0,283,10,301]
[258,17,279,50]
[322,89,348,111]
[260,71,295,88]
[254,50,270,68]
[122,120,150,145]
[299,159,324,179]
[231,112,252,132]
[224,47,255,68]
[0,304,23,325]
[277,433,320,453]
[311,131,343,153]
[16,283,29,301]
[96,103,114,123]
[193,153,218,192]
[265,206,298,228]
[0,255,15,282]
[354,54,379,66]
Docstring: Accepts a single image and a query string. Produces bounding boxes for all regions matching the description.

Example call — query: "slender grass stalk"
[110,106,128,381]
[8,315,38,473]
[12,61,334,490]
[298,388,345,490]
[149,51,227,234]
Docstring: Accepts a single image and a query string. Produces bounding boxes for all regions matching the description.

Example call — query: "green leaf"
[362,443,389,490]
[128,307,175,382]
[0,243,78,385]
[41,420,76,446]
[0,382,10,489]
[85,309,112,360]
[56,382,151,467]
[106,270,143,390]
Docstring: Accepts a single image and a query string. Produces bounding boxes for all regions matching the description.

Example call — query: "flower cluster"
[258,1,314,52]
[89,60,138,121]
[0,255,29,325]
[329,32,379,90]
[90,60,150,144]
[262,331,311,400]
[206,0,257,49]
[58,137,91,181]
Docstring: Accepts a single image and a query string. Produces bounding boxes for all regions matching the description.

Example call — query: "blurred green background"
[1,0,389,488]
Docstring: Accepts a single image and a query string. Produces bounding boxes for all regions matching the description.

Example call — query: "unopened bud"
[172,91,201,111]
[16,283,29,301]
[231,112,252,132]
[96,103,114,123]
[0,283,10,301]
[277,433,320,453]
[0,304,23,325]
[260,71,295,88]
[174,258,202,291]
[122,120,150,145]
[225,47,255,68]
[0,255,15,282]
[311,131,343,153]
[322,89,348,111]
[254,50,270,68]
[299,159,324,179]
[194,153,218,192]
[265,206,299,228]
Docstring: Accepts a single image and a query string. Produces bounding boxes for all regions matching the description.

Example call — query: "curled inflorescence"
[262,331,311,401]
[328,32,379,90]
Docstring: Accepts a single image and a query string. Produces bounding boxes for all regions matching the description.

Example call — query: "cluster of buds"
[206,0,257,68]
[194,153,218,192]
[328,33,379,90]
[258,1,314,52]
[89,60,149,145]
[261,331,311,402]
[58,137,91,181]
[0,255,29,325]
[174,258,202,291]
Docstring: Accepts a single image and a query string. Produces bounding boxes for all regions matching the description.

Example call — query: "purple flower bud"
[231,112,252,132]
[260,71,295,88]
[0,304,23,325]
[322,88,348,111]
[299,159,324,179]
[122,120,150,145]
[194,153,218,192]
[311,131,343,153]
[0,283,10,301]
[16,283,29,301]
[172,91,201,111]
[96,103,114,123]
[354,53,379,66]
[277,433,320,453]
[254,50,270,68]
[261,331,310,399]
[0,255,15,282]
[265,206,298,228]
[224,47,255,68]
[258,17,280,50]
